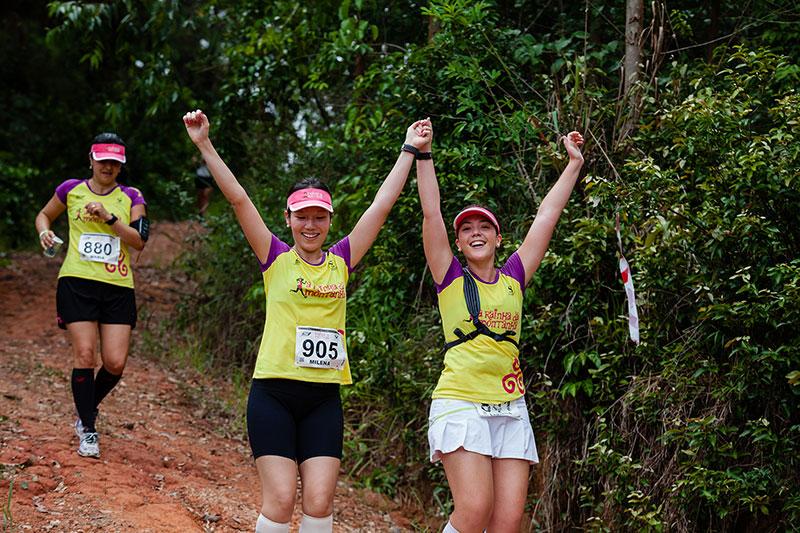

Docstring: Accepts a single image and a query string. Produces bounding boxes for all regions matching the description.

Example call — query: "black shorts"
[194,175,213,189]
[195,165,213,189]
[247,378,343,463]
[56,276,137,330]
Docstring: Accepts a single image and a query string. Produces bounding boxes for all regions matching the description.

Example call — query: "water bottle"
[43,236,63,258]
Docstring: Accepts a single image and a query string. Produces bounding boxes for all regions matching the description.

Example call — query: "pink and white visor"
[91,143,126,163]
[287,188,333,212]
[453,206,500,233]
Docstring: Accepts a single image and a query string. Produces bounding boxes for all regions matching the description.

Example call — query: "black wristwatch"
[106,214,118,225]
[401,144,432,160]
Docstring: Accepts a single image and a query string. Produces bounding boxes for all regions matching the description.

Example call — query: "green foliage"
[0,0,226,243]
[562,47,800,530]
[0,159,41,249]
[178,4,800,530]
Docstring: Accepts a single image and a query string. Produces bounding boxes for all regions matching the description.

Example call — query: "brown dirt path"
[0,221,412,532]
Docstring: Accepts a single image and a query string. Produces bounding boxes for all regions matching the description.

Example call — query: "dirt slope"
[0,221,412,532]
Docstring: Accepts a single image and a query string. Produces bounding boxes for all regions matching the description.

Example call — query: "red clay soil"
[0,222,414,532]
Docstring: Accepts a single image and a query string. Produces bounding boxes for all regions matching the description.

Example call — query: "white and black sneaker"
[77,432,100,458]
[74,410,99,441]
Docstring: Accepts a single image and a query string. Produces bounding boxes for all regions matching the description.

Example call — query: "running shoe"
[74,409,99,440]
[77,432,100,458]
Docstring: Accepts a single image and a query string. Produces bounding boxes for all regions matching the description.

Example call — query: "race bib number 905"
[78,233,121,265]
[295,326,347,370]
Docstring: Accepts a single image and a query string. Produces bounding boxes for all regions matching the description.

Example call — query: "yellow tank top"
[56,179,146,289]
[253,235,353,384]
[432,253,527,403]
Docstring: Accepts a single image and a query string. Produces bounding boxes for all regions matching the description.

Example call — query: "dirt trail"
[0,222,412,532]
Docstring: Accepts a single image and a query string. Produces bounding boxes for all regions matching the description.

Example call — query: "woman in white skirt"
[414,118,584,532]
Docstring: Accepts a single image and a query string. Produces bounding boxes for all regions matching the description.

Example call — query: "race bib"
[295,326,347,370]
[78,233,121,265]
[476,400,523,419]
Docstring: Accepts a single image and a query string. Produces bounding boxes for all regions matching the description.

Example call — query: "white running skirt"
[428,397,539,464]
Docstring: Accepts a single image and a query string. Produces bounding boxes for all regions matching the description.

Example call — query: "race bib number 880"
[78,233,121,265]
[295,326,347,370]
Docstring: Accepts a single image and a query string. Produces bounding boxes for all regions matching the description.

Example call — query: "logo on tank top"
[73,207,105,224]
[104,248,129,277]
[288,277,345,299]
[501,357,525,394]
[502,278,514,295]
[468,309,520,331]
[290,277,308,298]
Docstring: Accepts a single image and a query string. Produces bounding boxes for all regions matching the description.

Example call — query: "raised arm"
[182,110,272,263]
[517,131,584,285]
[347,120,428,268]
[413,119,452,284]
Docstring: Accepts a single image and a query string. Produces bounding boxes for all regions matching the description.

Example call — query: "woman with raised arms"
[416,118,584,532]
[183,109,430,533]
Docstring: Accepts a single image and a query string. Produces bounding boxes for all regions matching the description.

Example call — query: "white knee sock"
[442,520,461,533]
[255,513,290,533]
[299,513,333,533]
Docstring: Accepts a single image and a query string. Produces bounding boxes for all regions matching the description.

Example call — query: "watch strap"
[402,144,432,160]
[401,143,419,157]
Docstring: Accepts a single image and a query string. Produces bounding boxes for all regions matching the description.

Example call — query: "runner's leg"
[197,186,212,217]
[96,323,130,413]
[487,457,529,532]
[67,321,98,431]
[298,457,339,519]
[93,366,121,408]
[299,510,334,532]
[98,323,130,376]
[255,455,298,522]
[440,448,494,533]
[248,380,299,525]
[255,513,290,533]
[296,385,341,523]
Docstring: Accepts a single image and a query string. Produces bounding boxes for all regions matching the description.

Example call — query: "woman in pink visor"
[35,132,149,459]
[415,118,584,533]
[183,109,429,533]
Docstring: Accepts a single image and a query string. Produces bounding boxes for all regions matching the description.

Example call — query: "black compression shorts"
[56,276,137,330]
[247,378,343,463]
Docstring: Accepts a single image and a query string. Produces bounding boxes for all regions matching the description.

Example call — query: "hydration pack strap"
[442,267,519,352]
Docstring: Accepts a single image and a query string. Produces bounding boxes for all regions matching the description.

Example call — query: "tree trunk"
[707,0,721,60]
[427,16,440,43]
[623,0,644,97]
[618,0,645,146]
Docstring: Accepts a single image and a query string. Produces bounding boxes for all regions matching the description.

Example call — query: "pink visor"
[91,143,126,163]
[287,188,333,213]
[453,206,500,234]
